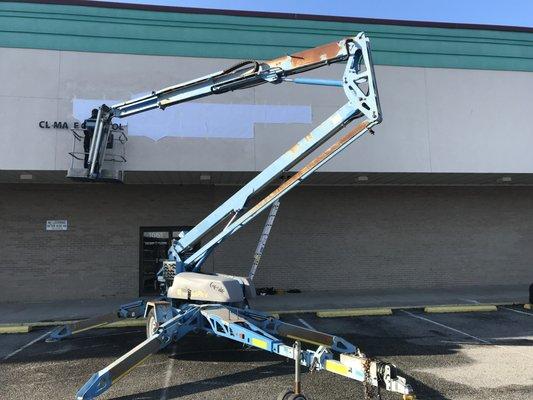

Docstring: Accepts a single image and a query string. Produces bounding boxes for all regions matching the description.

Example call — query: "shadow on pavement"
[110,361,291,400]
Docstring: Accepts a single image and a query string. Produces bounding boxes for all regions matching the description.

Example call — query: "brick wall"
[0,183,532,302]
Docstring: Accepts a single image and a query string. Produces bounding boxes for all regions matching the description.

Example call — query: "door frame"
[138,226,188,297]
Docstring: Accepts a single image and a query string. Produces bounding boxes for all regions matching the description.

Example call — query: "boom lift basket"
[66,125,127,183]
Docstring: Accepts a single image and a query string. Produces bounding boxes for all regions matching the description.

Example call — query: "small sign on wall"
[46,220,68,231]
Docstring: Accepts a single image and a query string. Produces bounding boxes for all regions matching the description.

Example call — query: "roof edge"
[5,0,533,34]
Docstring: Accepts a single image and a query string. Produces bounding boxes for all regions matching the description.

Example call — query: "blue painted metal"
[287,77,343,87]
[76,370,112,400]
[201,307,280,343]
[185,101,360,272]
[200,308,318,366]
[171,35,381,274]
[179,34,381,272]
[85,35,356,179]
[47,324,72,342]
[75,303,377,399]
[76,305,201,400]
[117,299,148,318]
[84,36,380,268]
[47,299,149,342]
[175,108,358,266]
[204,313,280,351]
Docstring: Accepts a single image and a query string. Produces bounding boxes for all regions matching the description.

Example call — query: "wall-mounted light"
[20,174,33,180]
[356,175,369,182]
[200,174,211,182]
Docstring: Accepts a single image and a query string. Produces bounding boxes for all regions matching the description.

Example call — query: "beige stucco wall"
[1,47,533,175]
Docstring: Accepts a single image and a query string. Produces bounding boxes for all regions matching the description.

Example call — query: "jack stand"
[277,341,308,400]
[294,341,302,396]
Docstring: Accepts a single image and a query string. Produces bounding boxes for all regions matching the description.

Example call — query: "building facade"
[1,0,532,302]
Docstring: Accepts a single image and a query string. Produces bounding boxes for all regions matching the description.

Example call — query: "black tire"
[277,389,294,400]
[287,394,307,400]
[146,308,158,339]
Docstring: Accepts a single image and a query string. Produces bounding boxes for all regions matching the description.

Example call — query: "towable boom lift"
[53,33,415,400]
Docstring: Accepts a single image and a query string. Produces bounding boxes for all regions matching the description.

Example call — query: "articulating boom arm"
[86,35,362,178]
[86,33,381,274]
[170,33,381,273]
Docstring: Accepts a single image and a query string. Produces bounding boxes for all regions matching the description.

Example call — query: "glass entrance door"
[140,229,169,296]
[139,226,196,296]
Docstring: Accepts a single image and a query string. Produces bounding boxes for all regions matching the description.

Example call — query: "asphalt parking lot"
[1,306,532,400]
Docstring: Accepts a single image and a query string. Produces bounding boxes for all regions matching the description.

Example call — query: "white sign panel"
[46,220,68,231]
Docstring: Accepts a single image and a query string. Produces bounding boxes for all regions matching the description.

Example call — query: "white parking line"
[160,344,177,400]
[3,329,52,361]
[501,306,533,317]
[401,310,491,344]
[297,317,315,330]
[458,298,479,304]
[72,329,141,340]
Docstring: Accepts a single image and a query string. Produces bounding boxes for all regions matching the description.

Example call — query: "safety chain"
[309,357,318,373]
[362,357,382,400]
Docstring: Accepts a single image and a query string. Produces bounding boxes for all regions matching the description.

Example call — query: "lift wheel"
[277,389,308,400]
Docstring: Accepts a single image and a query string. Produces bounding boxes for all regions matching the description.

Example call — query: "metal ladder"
[249,199,281,281]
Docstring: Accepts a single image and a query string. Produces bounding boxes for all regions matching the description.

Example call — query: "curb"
[0,303,526,333]
[0,325,31,334]
[0,318,146,334]
[270,302,512,318]
[424,304,497,313]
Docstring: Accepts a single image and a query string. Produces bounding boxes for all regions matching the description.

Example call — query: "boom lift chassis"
[51,33,415,400]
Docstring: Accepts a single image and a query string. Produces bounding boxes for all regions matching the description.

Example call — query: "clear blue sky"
[96,0,533,28]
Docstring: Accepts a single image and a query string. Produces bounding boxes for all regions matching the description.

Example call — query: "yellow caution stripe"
[251,337,268,350]
[324,359,350,377]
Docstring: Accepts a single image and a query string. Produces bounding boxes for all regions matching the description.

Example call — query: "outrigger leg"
[76,304,201,399]
[47,299,150,342]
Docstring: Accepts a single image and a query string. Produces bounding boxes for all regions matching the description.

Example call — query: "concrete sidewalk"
[0,284,528,325]
[251,284,530,313]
